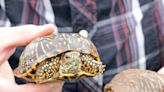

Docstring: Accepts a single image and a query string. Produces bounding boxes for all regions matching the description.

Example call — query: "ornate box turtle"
[14,33,105,83]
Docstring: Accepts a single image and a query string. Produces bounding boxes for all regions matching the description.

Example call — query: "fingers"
[0,24,57,64]
[0,61,15,83]
[0,79,64,92]
[158,66,164,74]
[19,81,64,92]
[0,77,18,92]
[0,24,57,48]
[0,48,16,64]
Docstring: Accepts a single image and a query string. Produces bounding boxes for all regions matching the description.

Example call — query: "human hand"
[158,66,164,74]
[0,24,64,92]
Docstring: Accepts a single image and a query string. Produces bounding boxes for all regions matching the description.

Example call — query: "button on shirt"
[0,0,164,92]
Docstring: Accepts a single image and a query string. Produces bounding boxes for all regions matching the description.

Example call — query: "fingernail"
[33,24,52,34]
[38,24,58,34]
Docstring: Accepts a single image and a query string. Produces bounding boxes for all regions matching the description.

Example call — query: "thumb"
[1,24,57,48]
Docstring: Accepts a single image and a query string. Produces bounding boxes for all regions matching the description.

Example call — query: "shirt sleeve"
[0,0,11,27]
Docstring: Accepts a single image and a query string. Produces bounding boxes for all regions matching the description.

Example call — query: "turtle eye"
[65,56,70,59]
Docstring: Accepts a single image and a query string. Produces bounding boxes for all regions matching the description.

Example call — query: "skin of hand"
[0,24,64,92]
[158,66,164,74]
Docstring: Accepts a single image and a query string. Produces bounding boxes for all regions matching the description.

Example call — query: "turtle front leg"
[35,57,60,83]
[80,54,105,77]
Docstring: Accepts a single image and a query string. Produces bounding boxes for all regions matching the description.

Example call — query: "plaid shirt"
[1,0,164,92]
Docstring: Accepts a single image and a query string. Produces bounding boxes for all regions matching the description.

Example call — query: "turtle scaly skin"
[14,33,105,83]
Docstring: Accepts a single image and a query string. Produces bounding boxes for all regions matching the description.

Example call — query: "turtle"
[14,33,105,83]
[104,69,164,92]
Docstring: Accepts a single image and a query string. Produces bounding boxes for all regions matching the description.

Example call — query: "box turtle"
[104,69,164,92]
[14,33,105,83]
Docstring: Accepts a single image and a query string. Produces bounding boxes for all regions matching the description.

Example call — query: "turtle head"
[60,51,82,74]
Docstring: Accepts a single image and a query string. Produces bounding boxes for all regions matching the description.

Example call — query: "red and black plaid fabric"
[0,0,164,92]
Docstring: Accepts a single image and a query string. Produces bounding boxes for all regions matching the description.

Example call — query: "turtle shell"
[15,33,101,78]
[104,69,164,92]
